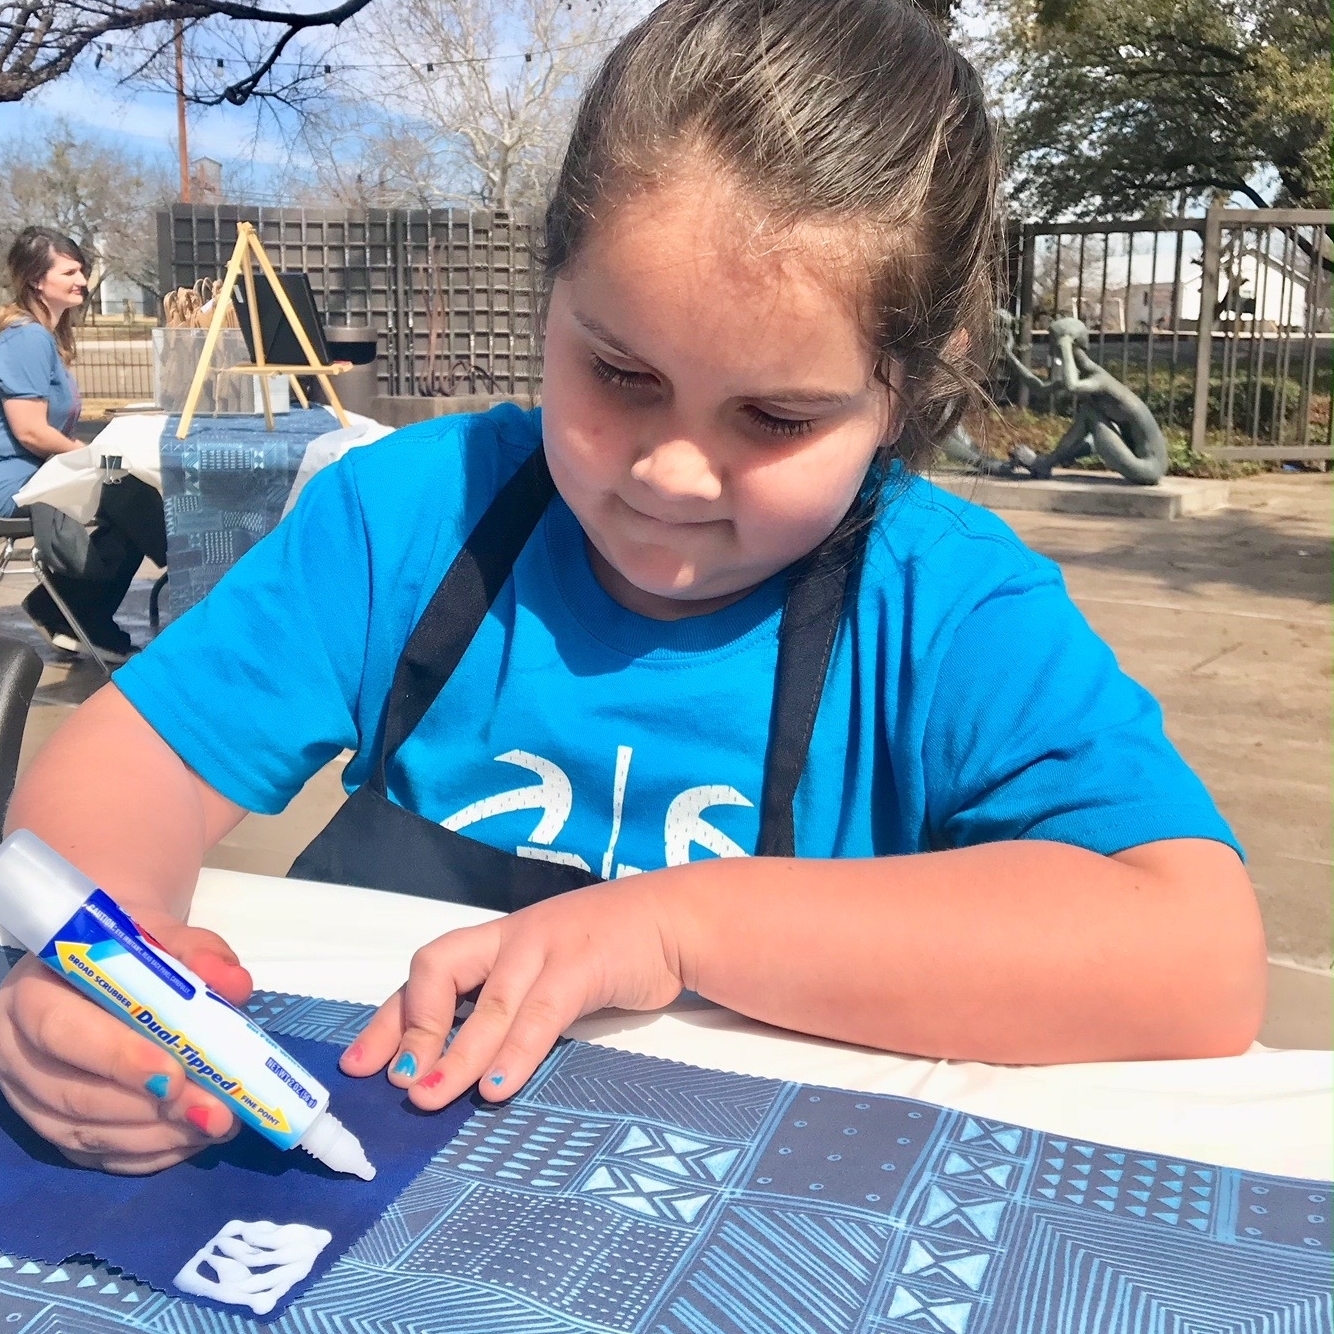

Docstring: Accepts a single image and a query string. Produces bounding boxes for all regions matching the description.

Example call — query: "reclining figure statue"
[941,315,1169,486]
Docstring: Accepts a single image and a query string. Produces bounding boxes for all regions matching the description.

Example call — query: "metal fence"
[116,204,1334,462]
[156,205,543,398]
[71,325,154,404]
[1010,207,1333,460]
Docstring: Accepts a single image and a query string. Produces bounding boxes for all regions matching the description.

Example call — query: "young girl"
[0,0,1264,1176]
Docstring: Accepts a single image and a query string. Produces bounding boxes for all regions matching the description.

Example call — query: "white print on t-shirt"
[440,747,753,876]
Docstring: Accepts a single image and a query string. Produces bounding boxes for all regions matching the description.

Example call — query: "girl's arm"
[5,685,246,912]
[0,686,255,1173]
[2,399,84,457]
[349,835,1267,1110]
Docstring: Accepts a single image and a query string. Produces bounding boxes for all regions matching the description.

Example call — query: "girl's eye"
[743,405,815,439]
[589,354,656,390]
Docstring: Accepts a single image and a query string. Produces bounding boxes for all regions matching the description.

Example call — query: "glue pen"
[0,830,375,1181]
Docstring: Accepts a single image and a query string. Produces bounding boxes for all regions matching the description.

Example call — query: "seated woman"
[0,226,166,663]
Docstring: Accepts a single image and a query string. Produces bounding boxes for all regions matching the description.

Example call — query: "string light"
[98,33,618,79]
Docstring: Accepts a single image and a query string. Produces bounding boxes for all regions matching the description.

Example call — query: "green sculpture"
[942,315,1169,486]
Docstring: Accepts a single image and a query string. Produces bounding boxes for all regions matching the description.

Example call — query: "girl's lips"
[618,497,723,528]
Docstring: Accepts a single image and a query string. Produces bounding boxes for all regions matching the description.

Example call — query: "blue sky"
[0,40,305,201]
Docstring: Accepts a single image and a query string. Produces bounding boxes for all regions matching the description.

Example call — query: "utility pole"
[175,21,191,203]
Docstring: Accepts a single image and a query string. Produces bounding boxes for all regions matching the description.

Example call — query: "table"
[12,408,392,619]
[190,867,1333,1182]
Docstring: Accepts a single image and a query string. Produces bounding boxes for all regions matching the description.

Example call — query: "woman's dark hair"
[543,0,1002,473]
[2,226,89,365]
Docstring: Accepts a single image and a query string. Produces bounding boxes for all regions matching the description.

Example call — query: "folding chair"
[0,635,41,824]
[0,517,114,677]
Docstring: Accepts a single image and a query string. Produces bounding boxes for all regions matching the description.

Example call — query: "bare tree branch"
[0,0,375,103]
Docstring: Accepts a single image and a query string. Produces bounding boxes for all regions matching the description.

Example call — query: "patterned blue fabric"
[0,982,1328,1333]
[159,407,340,619]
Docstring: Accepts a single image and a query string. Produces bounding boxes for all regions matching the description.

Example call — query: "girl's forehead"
[564,195,879,387]
[580,169,870,322]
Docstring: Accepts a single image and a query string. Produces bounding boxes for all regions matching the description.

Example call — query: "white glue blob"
[173,1219,333,1315]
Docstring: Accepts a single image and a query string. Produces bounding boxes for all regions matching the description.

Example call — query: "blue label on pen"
[40,889,196,1001]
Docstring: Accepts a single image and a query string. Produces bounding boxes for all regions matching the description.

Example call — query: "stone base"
[929,469,1230,519]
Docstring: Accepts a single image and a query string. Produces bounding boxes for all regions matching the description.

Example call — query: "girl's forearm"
[654,838,1266,1064]
[4,685,246,918]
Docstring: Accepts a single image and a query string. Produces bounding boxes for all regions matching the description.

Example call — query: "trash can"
[321,326,380,419]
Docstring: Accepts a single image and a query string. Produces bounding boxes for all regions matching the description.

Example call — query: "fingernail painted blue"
[144,1073,171,1099]
[392,1052,418,1078]
[488,1071,505,1087]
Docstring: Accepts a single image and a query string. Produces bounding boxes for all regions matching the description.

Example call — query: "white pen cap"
[0,830,96,954]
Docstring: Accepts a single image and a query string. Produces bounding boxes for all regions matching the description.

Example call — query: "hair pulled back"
[1,227,89,365]
[544,0,1001,472]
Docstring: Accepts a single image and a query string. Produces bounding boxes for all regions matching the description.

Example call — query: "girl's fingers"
[473,974,585,1102]
[340,987,405,1076]
[388,940,489,1088]
[1,1029,171,1125]
[344,925,500,1084]
[9,966,181,1093]
[128,914,255,1007]
[0,1073,220,1162]
[405,947,559,1110]
[66,1147,201,1176]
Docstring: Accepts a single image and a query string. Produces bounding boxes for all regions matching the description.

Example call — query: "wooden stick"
[288,374,309,408]
[239,230,274,431]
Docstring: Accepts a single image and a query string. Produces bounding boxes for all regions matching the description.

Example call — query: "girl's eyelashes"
[742,405,815,438]
[589,353,656,390]
[590,353,817,440]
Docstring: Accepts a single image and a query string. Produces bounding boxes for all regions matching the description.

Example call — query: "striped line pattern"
[0,979,1327,1334]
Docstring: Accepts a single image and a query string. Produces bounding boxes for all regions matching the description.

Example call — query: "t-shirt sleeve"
[0,324,58,400]
[113,457,372,815]
[920,565,1241,858]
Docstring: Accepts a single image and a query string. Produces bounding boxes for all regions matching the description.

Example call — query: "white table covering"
[191,867,1333,1182]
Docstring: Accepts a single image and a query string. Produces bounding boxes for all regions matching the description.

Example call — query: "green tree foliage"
[980,0,1331,217]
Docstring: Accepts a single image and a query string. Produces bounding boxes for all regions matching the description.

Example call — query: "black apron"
[289,447,864,911]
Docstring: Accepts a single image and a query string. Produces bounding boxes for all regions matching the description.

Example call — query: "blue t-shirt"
[0,319,80,514]
[115,405,1238,874]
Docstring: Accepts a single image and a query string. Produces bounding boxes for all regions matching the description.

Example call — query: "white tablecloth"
[190,867,1333,1181]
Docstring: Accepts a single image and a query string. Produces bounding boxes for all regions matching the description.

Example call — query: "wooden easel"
[175,222,351,439]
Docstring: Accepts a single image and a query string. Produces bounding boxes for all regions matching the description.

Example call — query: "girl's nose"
[630,437,723,504]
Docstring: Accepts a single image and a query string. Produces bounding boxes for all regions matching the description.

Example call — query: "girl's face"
[541,175,893,621]
[37,251,88,317]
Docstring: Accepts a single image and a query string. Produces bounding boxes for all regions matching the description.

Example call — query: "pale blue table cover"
[160,407,341,620]
[0,984,1328,1333]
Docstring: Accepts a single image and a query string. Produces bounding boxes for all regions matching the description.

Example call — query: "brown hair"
[1,227,89,365]
[543,0,1002,474]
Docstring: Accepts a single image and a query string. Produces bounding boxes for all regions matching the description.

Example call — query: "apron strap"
[372,447,556,792]
[373,442,867,860]
[755,523,866,859]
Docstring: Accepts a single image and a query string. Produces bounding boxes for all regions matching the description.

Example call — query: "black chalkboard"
[232,271,332,366]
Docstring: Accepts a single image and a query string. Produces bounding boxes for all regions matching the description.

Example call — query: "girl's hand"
[0,909,253,1174]
[341,879,686,1109]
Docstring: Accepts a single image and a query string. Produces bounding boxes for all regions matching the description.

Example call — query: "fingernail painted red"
[346,1042,364,1062]
[185,1106,211,1133]
[420,1070,444,1090]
